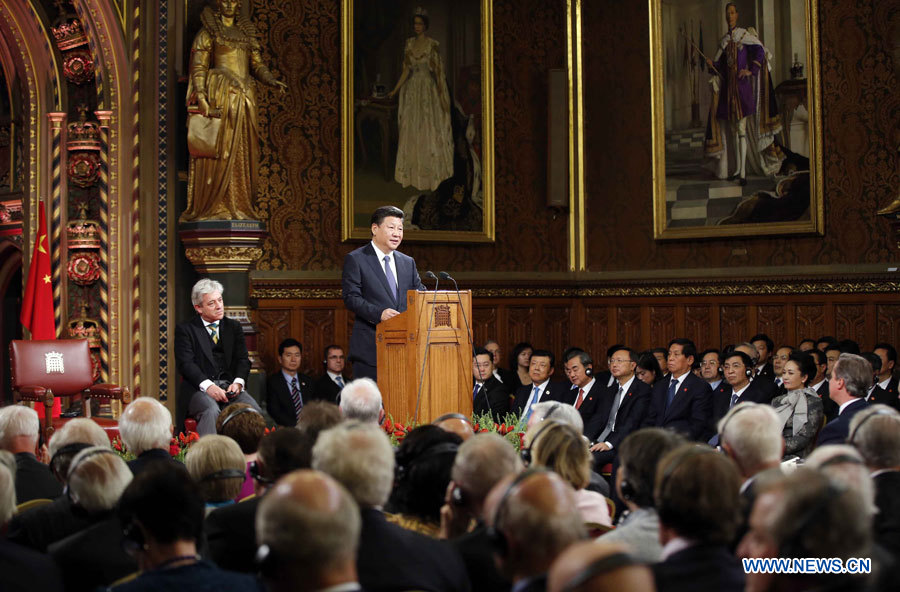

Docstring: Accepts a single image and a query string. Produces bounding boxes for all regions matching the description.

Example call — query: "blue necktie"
[730,391,740,408]
[473,383,481,401]
[666,378,678,408]
[383,255,398,304]
[521,386,541,425]
[335,376,344,389]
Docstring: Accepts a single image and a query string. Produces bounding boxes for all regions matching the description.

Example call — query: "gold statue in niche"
[181,0,287,222]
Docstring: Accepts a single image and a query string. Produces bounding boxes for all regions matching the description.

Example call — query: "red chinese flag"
[20,202,60,418]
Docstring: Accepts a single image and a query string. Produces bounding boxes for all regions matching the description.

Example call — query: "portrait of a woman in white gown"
[387,8,454,192]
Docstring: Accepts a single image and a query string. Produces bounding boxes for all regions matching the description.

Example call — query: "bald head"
[434,417,474,441]
[548,541,654,592]
[257,470,360,591]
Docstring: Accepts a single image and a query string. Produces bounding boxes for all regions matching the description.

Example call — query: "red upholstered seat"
[10,339,131,443]
[184,418,198,434]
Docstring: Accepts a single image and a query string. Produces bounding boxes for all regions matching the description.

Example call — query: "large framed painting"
[650,0,823,239]
[341,0,495,242]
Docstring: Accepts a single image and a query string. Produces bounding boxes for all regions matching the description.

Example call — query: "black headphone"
[716,402,755,450]
[49,442,92,480]
[249,460,274,485]
[520,415,560,466]
[487,467,551,557]
[395,442,459,483]
[847,408,897,444]
[201,468,247,482]
[655,445,718,526]
[67,447,120,505]
[256,543,279,579]
[620,477,637,502]
[121,517,146,556]
[561,552,640,592]
[817,453,865,469]
[220,405,263,429]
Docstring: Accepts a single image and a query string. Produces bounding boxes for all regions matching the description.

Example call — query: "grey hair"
[0,462,15,526]
[734,342,759,365]
[848,404,900,469]
[191,278,224,306]
[338,378,383,423]
[718,403,783,468]
[68,447,133,514]
[119,397,173,455]
[312,421,394,507]
[806,445,876,516]
[0,406,40,448]
[451,433,523,504]
[833,353,873,398]
[530,401,584,433]
[48,418,111,458]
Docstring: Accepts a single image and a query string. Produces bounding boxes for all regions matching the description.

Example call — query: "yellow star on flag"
[37,233,47,254]
[42,274,51,284]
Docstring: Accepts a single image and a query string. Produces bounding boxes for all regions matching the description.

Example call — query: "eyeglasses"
[609,358,632,365]
[700,360,719,366]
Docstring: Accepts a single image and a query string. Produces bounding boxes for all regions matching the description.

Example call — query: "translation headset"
[487,467,551,556]
[201,468,247,482]
[585,366,593,377]
[520,410,561,466]
[816,453,865,469]
[847,407,897,444]
[716,402,755,450]
[67,447,120,506]
[49,442,92,479]
[249,460,273,485]
[220,405,263,429]
[561,552,640,592]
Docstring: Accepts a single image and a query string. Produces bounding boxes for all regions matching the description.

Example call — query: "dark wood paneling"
[835,304,867,347]
[757,305,787,349]
[720,306,748,348]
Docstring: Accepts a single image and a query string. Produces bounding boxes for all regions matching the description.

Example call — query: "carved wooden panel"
[757,305,787,348]
[472,306,499,347]
[720,305,748,347]
[506,307,535,350]
[301,309,337,375]
[257,309,291,373]
[795,304,825,341]
[876,305,900,348]
[649,306,676,348]
[684,306,712,350]
[835,304,867,348]
[583,306,609,362]
[543,306,572,368]
[616,307,642,351]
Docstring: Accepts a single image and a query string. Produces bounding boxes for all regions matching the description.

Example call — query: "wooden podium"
[376,289,473,424]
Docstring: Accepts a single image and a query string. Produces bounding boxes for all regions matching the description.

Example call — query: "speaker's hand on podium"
[380,308,400,321]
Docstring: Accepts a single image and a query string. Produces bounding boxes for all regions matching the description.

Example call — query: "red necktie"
[575,388,585,410]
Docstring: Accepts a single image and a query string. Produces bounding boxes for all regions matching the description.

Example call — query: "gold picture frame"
[341,0,495,243]
[650,0,823,239]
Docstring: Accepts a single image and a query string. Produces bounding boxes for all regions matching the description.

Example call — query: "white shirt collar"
[878,377,892,390]
[202,318,219,328]
[493,369,504,382]
[670,372,688,388]
[810,379,827,391]
[732,382,751,399]
[370,241,394,263]
[709,378,722,390]
[327,370,342,381]
[282,369,298,383]
[573,377,595,394]
[617,375,635,393]
[839,398,861,414]
[661,536,696,560]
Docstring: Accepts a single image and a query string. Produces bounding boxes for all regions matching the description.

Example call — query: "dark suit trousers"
[188,390,260,435]
[353,360,378,381]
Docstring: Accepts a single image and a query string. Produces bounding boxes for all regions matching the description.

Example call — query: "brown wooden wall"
[254,291,900,376]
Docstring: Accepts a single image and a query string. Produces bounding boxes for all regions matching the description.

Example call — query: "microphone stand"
[414,271,439,422]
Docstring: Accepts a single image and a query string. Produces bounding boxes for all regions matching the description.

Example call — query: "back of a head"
[68,446,133,514]
[49,418,111,456]
[297,400,343,443]
[547,541,654,592]
[216,402,266,454]
[718,403,783,471]
[848,405,900,469]
[257,428,313,481]
[390,425,461,522]
[185,434,246,502]
[0,462,15,527]
[834,353,873,397]
[452,432,523,506]
[654,444,741,544]
[532,422,591,490]
[805,444,875,516]
[339,378,382,422]
[119,463,204,544]
[256,470,361,585]
[119,397,173,456]
[0,405,39,450]
[530,402,584,434]
[618,428,686,508]
[312,421,394,508]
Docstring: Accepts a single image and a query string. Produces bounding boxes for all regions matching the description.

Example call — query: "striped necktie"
[208,322,219,344]
[290,377,303,418]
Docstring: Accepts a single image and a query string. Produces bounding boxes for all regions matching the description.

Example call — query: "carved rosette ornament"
[50,7,94,85]
[66,106,101,188]
[66,203,101,286]
[66,252,101,285]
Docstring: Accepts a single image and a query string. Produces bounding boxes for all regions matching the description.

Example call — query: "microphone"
[439,271,489,416]
[414,271,441,422]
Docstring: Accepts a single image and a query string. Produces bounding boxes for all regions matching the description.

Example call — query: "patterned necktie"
[383,255,398,303]
[208,322,219,344]
[666,378,678,408]
[290,377,303,418]
[335,376,344,389]
[574,388,585,410]
[730,391,740,408]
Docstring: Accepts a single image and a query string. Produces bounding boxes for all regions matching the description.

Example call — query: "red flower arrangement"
[112,430,199,463]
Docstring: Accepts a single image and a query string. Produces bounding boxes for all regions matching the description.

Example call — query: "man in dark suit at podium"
[342,206,424,381]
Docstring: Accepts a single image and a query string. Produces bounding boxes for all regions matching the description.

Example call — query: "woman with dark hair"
[385,425,462,537]
[771,351,824,458]
[508,342,534,389]
[636,352,664,386]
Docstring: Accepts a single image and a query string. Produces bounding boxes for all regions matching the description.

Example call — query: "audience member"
[815,335,838,352]
[749,333,775,380]
[387,425,461,536]
[563,349,600,423]
[847,405,900,555]
[119,397,179,475]
[598,428,685,562]
[514,350,566,423]
[709,351,774,443]
[185,434,246,514]
[732,342,778,404]
[433,412,475,441]
[642,339,712,441]
[861,351,899,409]
[808,348,837,420]
[205,427,312,573]
[297,400,343,442]
[770,351,824,458]
[216,402,266,500]
[312,421,470,592]
[771,345,792,389]
[266,338,315,427]
[797,338,815,351]
[472,346,511,420]
[338,378,384,423]
[873,342,898,397]
[650,348,668,377]
[526,401,583,433]
[635,352,663,386]
[484,469,586,592]
[652,444,744,592]
[547,541,654,592]
[529,421,611,528]
[509,342,535,389]
[256,470,362,592]
[0,461,64,592]
[108,463,260,591]
[441,433,523,592]
[698,348,723,390]
[824,342,842,377]
[0,405,61,502]
[49,447,136,592]
[313,344,347,403]
[817,353,871,446]
[485,340,517,387]
[47,418,110,482]
[805,445,876,516]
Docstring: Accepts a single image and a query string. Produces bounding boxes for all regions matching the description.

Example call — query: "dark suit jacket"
[653,544,745,592]
[641,373,712,441]
[816,398,868,447]
[574,380,610,436]
[868,385,900,411]
[0,537,63,592]
[816,380,840,422]
[512,381,569,415]
[583,378,651,445]
[265,371,315,427]
[313,372,344,403]
[6,495,92,552]
[174,315,250,430]
[358,508,471,592]
[204,495,262,574]
[874,471,900,556]
[709,379,776,435]
[127,448,182,476]
[755,361,775,382]
[14,452,62,503]
[473,376,510,420]
[342,243,424,367]
[451,523,511,592]
[48,515,138,592]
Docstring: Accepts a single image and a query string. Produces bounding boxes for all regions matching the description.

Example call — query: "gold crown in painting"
[51,19,88,52]
[67,105,101,151]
